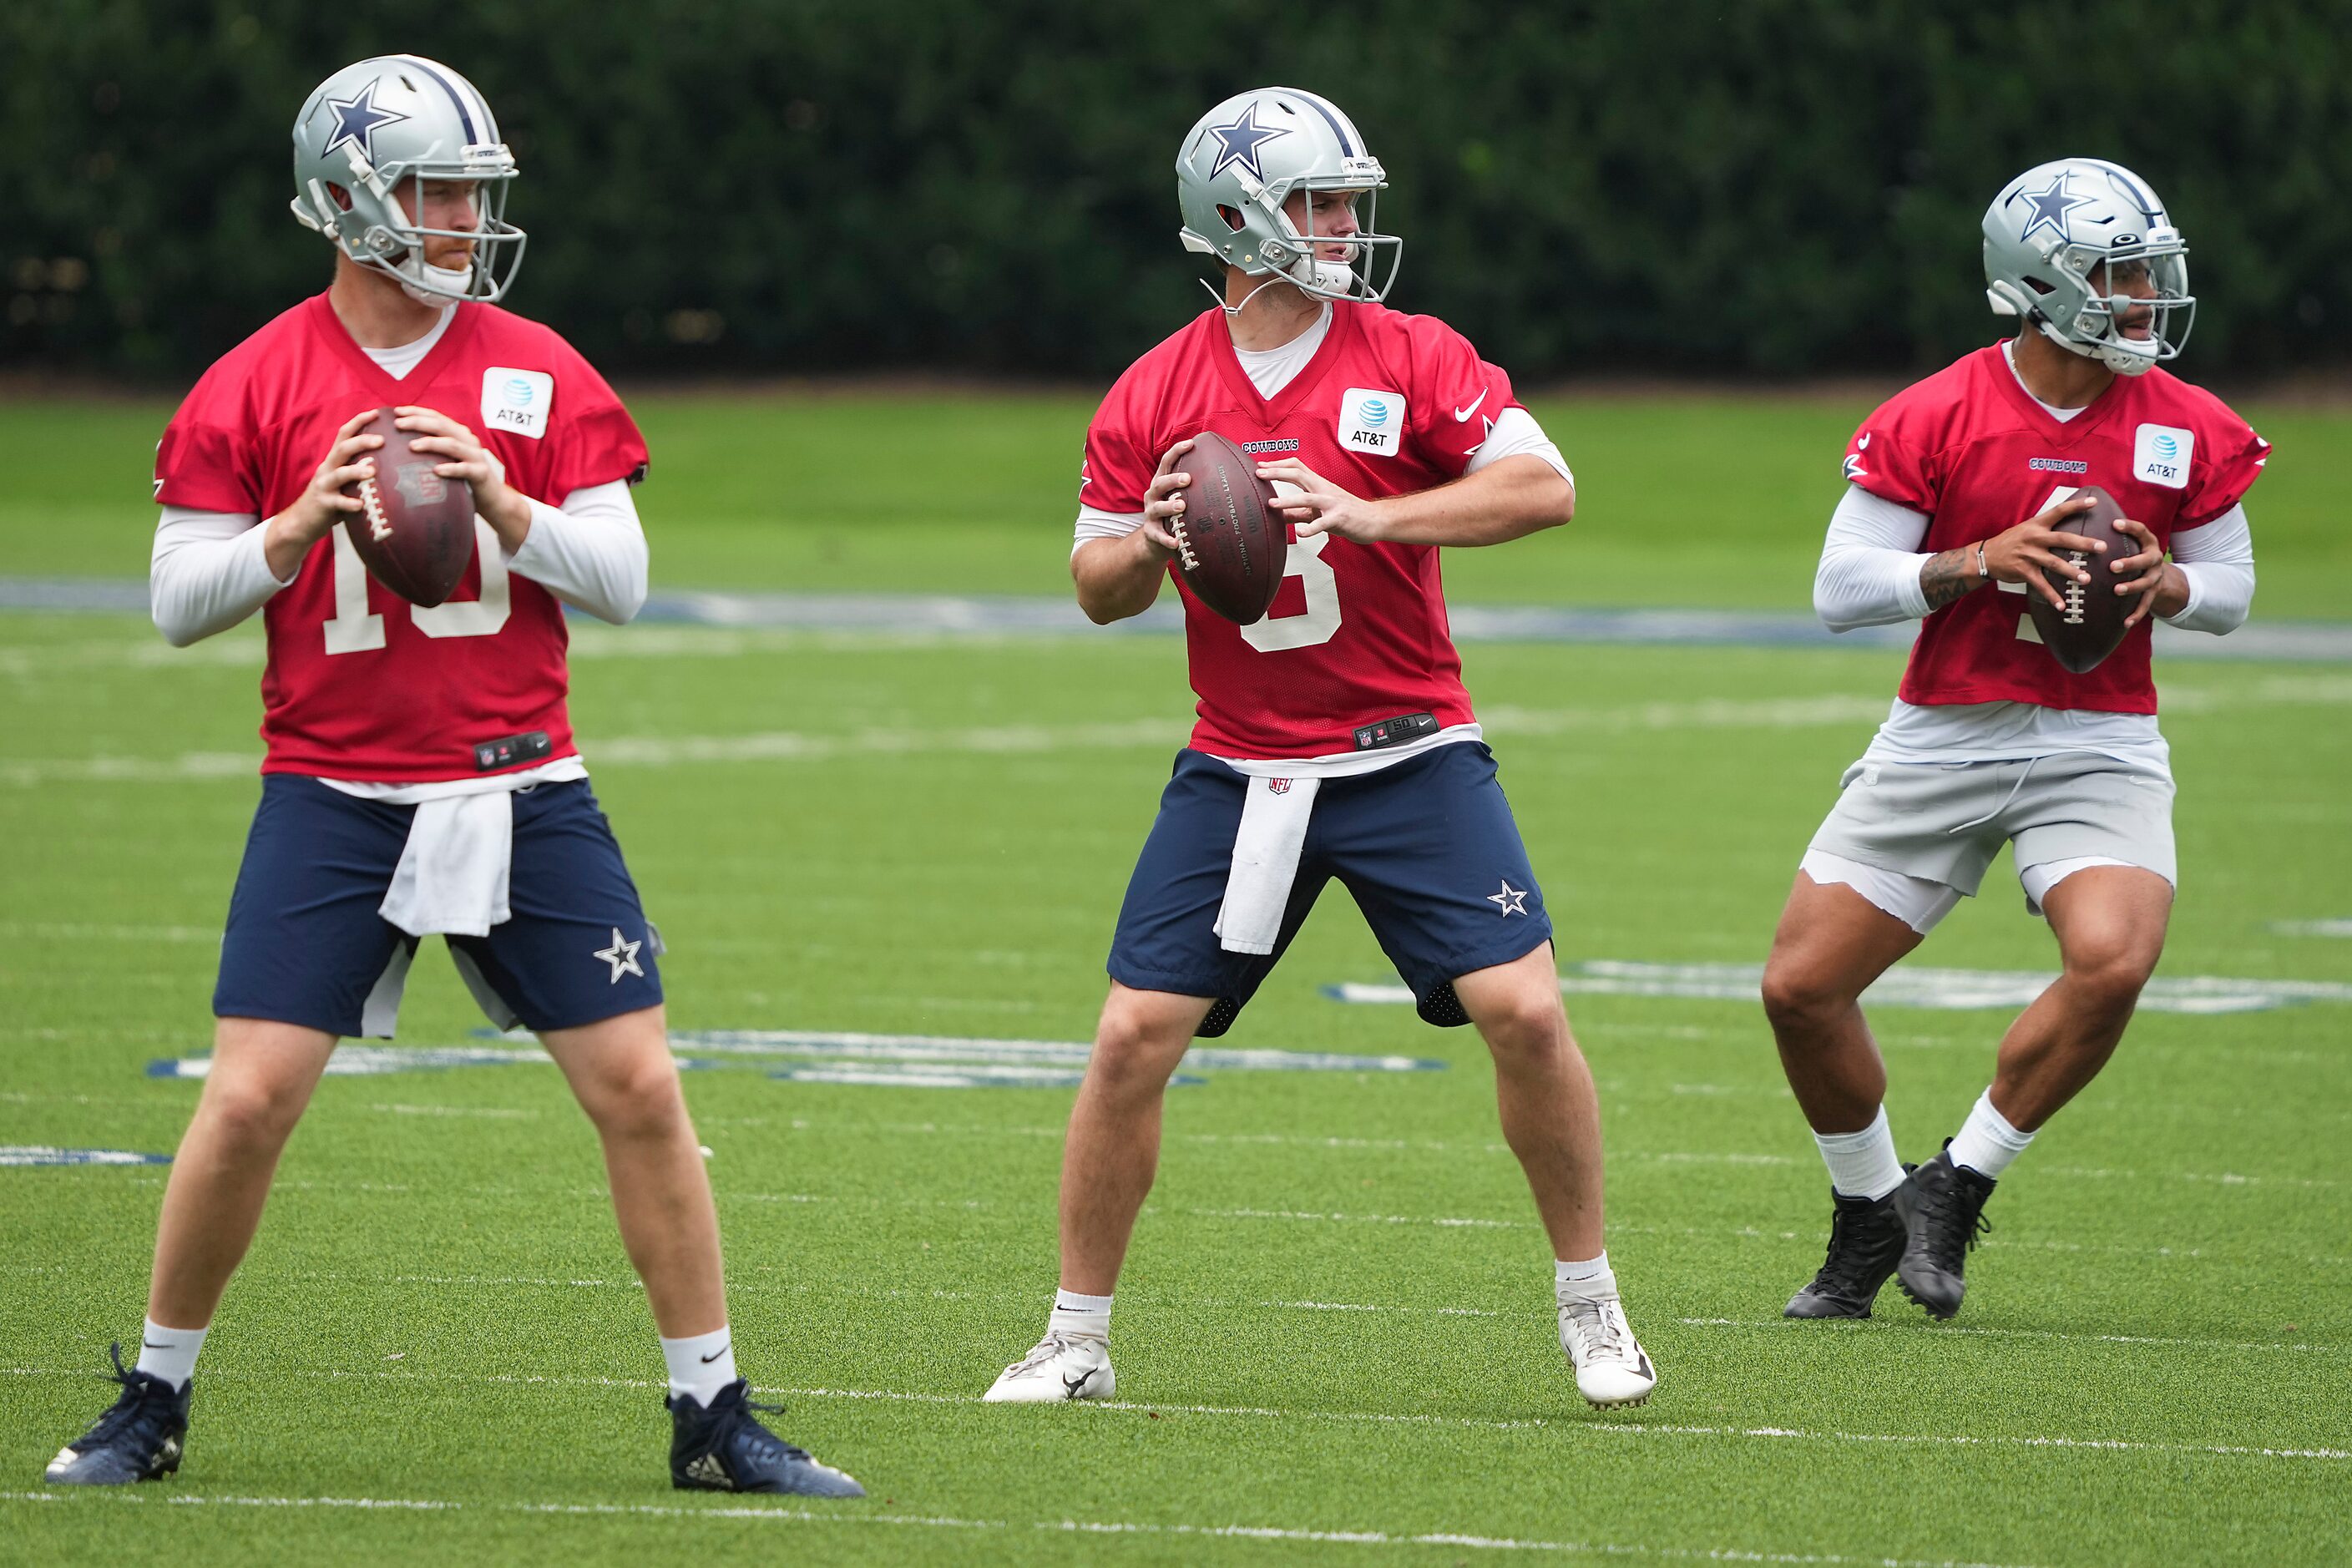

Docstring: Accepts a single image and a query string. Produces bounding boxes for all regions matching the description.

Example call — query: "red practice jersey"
[1843,343,2268,714]
[1082,301,1521,757]
[154,294,648,781]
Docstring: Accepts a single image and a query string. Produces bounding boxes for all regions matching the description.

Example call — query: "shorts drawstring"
[1945,755,2041,835]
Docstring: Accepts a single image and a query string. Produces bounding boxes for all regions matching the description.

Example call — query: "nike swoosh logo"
[1062,1371,1095,1397]
[700,1344,731,1363]
[142,1338,168,1350]
[1454,388,1490,422]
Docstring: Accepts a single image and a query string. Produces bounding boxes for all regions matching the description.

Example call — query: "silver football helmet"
[288,56,525,304]
[1983,158,2192,376]
[1176,88,1400,304]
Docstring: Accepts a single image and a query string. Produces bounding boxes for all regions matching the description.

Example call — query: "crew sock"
[661,1326,736,1408]
[1947,1089,2034,1181]
[1555,1252,1615,1297]
[1814,1105,1905,1201]
[1047,1288,1113,1340]
[134,1319,207,1391]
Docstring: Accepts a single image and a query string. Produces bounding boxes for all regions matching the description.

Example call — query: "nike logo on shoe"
[1061,1370,1096,1398]
[1454,388,1490,422]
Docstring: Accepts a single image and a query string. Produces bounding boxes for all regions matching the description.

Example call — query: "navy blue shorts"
[1108,742,1553,1034]
[214,776,663,1039]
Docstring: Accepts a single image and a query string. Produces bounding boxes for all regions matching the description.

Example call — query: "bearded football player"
[982,88,1656,1409]
[43,57,860,1496]
[1763,159,2266,1321]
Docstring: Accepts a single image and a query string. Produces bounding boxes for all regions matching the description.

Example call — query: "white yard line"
[18,670,2352,788]
[1674,1318,2340,1357]
[0,1488,2051,1567]
[8,1368,2340,1467]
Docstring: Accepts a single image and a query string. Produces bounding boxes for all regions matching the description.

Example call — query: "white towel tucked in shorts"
[1213,774,1321,955]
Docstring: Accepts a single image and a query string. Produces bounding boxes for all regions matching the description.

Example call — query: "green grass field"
[3,392,2349,1565]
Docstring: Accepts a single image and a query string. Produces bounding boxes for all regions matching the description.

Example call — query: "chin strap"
[1201,273,1294,318]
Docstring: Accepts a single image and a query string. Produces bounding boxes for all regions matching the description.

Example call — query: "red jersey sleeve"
[536,341,650,500]
[1401,316,1517,478]
[1840,393,1943,513]
[2180,397,2271,528]
[154,367,263,514]
[1080,369,1158,514]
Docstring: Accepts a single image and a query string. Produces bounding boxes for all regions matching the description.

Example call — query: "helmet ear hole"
[2023,276,2055,296]
[1216,204,1247,233]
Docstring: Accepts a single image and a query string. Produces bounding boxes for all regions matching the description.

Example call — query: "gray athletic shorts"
[1805,751,2176,919]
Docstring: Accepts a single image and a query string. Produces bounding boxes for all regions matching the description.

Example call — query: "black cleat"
[669,1378,864,1497]
[1893,1142,1997,1320]
[43,1343,190,1486]
[1784,1183,1909,1318]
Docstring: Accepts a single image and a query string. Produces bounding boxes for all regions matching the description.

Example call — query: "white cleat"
[981,1332,1115,1404]
[1558,1289,1657,1409]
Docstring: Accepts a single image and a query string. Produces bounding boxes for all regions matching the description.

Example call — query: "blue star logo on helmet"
[1205,102,1289,182]
[321,78,409,164]
[2015,172,2094,245]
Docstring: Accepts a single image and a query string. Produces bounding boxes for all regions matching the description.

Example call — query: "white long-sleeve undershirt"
[149,479,649,647]
[1812,483,2254,637]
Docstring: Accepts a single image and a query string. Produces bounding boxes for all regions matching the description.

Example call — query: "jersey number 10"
[322,518,511,654]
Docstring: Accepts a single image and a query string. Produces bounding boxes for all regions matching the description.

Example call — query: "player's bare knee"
[1761,958,1849,1038]
[575,1051,687,1139]
[1474,982,1565,1060]
[2064,940,2159,1019]
[196,1074,307,1155]
[1088,1004,1191,1097]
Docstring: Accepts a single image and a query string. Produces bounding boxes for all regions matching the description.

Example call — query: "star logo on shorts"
[1487,879,1530,916]
[593,928,644,984]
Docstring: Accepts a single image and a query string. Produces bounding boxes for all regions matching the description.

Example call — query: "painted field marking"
[0,1145,169,1167]
[18,665,2352,787]
[5,1365,2347,1469]
[0,921,220,943]
[0,1488,2051,1568]
[2274,919,2352,938]
[1675,1318,2341,1358]
[1327,958,2352,1015]
[147,1030,1439,1091]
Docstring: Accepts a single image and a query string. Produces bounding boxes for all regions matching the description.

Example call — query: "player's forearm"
[1916,548,1985,612]
[152,511,293,646]
[1072,531,1169,624]
[508,483,650,625]
[1368,456,1571,548]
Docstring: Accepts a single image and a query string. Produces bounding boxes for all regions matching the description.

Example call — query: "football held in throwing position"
[44,56,860,1499]
[996,88,1657,1410]
[1769,157,2266,1324]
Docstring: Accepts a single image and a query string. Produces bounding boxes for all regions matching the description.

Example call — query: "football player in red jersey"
[43,58,861,1497]
[1764,159,2267,1323]
[982,88,1656,1409]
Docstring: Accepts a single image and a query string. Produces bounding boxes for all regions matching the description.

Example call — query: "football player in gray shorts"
[1758,158,2269,1321]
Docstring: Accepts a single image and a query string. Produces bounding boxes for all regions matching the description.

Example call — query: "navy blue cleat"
[44,1344,190,1486]
[669,1379,864,1497]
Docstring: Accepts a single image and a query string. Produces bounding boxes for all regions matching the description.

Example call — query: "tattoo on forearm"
[1920,548,1979,610]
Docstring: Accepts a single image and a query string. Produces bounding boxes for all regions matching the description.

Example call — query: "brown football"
[341,407,477,608]
[1169,431,1285,625]
[2025,484,2136,675]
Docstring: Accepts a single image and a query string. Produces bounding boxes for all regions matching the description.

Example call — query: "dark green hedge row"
[5,0,2347,381]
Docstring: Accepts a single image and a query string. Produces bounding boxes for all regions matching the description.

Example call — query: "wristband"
[1975,540,1990,579]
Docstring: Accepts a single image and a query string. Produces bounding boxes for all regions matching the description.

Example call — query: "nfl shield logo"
[1267,778,1292,795]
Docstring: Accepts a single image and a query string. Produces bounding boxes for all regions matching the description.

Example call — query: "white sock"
[1947,1089,2034,1181]
[1555,1252,1614,1296]
[660,1326,736,1407]
[1814,1105,1905,1201]
[1047,1288,1112,1340]
[134,1319,207,1390]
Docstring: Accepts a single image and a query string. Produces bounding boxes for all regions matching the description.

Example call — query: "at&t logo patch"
[2133,422,2193,489]
[481,367,554,440]
[1338,387,1407,456]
